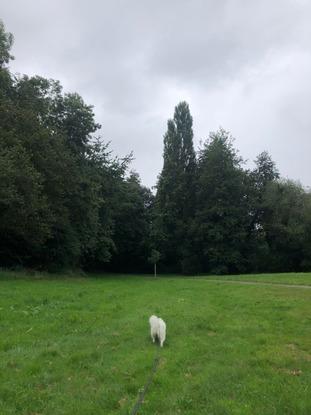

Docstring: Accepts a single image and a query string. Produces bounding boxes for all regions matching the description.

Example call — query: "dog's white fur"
[149,315,166,347]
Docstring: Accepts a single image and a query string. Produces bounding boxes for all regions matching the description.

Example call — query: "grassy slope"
[0,273,310,415]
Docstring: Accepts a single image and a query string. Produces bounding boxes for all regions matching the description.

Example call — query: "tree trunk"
[154,263,157,277]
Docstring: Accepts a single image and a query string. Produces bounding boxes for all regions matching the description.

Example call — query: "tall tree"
[155,102,197,273]
[195,129,251,274]
[248,151,280,271]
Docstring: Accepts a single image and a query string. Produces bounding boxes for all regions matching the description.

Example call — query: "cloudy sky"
[2,0,311,188]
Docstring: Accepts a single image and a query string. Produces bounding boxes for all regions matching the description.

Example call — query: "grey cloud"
[2,0,311,187]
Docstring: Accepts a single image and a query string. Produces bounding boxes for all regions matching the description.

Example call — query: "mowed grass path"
[0,272,310,415]
[198,272,311,287]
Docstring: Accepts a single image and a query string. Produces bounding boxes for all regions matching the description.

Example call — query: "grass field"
[0,271,310,414]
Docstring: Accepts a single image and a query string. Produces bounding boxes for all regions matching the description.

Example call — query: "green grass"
[197,272,311,286]
[0,272,310,414]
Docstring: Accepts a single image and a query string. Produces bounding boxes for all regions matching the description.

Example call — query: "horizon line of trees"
[1,20,311,274]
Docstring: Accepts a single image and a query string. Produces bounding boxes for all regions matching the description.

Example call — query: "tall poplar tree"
[155,102,197,273]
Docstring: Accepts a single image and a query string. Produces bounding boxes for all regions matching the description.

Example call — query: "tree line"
[1,21,311,274]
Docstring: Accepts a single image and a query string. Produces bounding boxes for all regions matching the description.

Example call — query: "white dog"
[149,315,166,347]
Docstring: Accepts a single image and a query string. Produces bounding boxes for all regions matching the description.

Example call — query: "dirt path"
[193,279,311,289]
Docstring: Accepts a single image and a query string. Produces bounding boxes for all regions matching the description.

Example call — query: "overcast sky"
[2,0,311,188]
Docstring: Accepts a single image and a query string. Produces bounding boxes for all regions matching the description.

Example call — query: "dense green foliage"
[0,272,310,414]
[1,20,311,273]
[154,118,311,274]
[0,21,151,271]
[195,129,251,274]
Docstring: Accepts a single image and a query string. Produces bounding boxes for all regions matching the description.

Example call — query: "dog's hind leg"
[160,331,165,347]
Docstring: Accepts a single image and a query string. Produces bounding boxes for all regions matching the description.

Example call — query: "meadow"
[0,271,310,414]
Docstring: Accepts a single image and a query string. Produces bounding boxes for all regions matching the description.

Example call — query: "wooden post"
[154,262,157,277]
